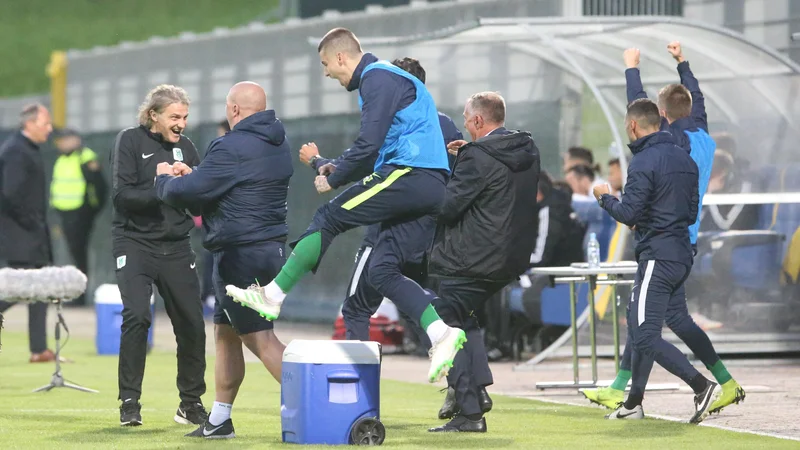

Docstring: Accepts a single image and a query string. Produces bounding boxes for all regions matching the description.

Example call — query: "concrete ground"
[3,306,799,442]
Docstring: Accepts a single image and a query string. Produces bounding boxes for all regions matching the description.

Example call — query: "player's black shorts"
[212,240,286,335]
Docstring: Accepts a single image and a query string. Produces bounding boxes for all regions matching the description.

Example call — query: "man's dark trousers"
[296,165,446,326]
[617,281,721,375]
[0,261,48,353]
[114,239,206,403]
[58,205,95,306]
[432,277,506,416]
[627,260,704,401]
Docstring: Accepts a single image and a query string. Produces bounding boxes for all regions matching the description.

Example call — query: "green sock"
[609,369,632,391]
[273,232,322,293]
[419,304,441,330]
[707,360,732,385]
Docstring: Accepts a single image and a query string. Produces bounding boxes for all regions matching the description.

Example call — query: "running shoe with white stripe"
[427,327,467,383]
[690,381,720,424]
[225,283,281,320]
[605,404,644,420]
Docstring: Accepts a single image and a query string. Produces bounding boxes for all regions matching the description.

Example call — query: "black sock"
[465,413,483,421]
[689,374,710,394]
[624,394,643,410]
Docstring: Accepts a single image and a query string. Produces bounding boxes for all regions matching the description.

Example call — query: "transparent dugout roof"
[350,16,800,196]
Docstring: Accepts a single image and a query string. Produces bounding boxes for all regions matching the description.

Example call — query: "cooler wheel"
[349,417,385,446]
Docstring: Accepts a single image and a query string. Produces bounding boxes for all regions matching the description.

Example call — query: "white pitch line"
[529,396,800,442]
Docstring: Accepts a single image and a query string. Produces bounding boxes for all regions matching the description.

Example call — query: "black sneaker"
[428,415,487,433]
[174,401,208,425]
[120,399,142,426]
[690,381,720,424]
[185,418,235,439]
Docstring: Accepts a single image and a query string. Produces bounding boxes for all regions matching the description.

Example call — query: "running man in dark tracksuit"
[583,42,744,417]
[227,28,466,384]
[594,99,719,424]
[155,82,293,439]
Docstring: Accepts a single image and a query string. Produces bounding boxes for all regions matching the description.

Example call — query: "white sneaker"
[225,284,281,320]
[605,404,644,420]
[427,327,467,383]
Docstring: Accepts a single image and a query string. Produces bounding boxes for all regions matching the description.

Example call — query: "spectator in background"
[529,171,586,268]
[563,146,607,187]
[699,149,759,232]
[0,104,56,362]
[607,158,624,197]
[565,164,596,202]
[50,128,107,306]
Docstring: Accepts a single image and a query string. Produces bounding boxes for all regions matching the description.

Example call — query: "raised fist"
[623,48,640,69]
[667,41,684,63]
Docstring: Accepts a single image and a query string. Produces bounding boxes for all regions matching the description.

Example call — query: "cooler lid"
[282,340,381,365]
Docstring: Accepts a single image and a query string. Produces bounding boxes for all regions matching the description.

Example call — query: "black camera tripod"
[33,299,98,393]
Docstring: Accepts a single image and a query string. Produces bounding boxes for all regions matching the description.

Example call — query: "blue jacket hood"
[628,131,676,155]
[231,110,286,146]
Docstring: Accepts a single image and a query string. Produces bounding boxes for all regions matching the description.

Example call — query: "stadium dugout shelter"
[318,16,800,371]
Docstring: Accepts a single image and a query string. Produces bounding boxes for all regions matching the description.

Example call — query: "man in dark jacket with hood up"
[594,98,719,424]
[427,92,540,433]
[155,81,293,440]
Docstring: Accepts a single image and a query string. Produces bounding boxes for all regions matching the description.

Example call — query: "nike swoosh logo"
[142,153,154,159]
[190,263,196,269]
[203,424,224,436]
[617,410,638,418]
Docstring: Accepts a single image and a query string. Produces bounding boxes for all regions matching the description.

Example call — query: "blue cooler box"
[281,340,383,445]
[94,283,155,355]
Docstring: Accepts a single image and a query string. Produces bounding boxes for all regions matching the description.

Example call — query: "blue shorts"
[212,240,286,335]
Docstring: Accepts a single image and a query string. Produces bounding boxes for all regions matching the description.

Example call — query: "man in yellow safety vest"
[50,128,107,306]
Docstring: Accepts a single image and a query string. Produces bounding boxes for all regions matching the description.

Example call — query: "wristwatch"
[597,194,605,208]
[309,155,321,167]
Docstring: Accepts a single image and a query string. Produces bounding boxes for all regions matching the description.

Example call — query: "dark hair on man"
[567,164,596,182]
[711,132,737,155]
[553,180,573,196]
[608,158,620,167]
[657,83,692,121]
[567,146,601,173]
[468,91,506,125]
[626,98,662,130]
[711,149,735,177]
[218,119,231,132]
[317,27,362,55]
[392,57,426,84]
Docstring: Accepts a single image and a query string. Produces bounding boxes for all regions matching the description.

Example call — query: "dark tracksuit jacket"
[109,125,205,404]
[598,131,705,392]
[156,111,293,335]
[626,61,716,246]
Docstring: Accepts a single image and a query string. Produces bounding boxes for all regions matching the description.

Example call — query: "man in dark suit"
[428,92,540,432]
[0,104,55,362]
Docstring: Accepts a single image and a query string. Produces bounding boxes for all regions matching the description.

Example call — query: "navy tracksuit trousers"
[626,260,705,401]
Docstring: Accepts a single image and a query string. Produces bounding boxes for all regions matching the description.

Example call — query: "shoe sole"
[709,387,746,415]
[428,331,467,383]
[690,383,721,424]
[174,414,200,425]
[227,287,279,321]
[121,419,142,426]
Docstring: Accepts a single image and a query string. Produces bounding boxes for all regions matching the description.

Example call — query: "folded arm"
[439,148,487,225]
[599,164,653,226]
[155,145,238,210]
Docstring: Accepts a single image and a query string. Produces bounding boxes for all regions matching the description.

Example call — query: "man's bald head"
[225,81,267,129]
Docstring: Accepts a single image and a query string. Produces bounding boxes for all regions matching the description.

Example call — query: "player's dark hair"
[538,170,553,198]
[627,98,662,130]
[391,57,426,84]
[567,164,596,182]
[608,158,620,167]
[567,146,601,173]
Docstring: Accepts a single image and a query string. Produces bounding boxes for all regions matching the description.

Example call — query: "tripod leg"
[63,381,99,393]
[32,384,56,393]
